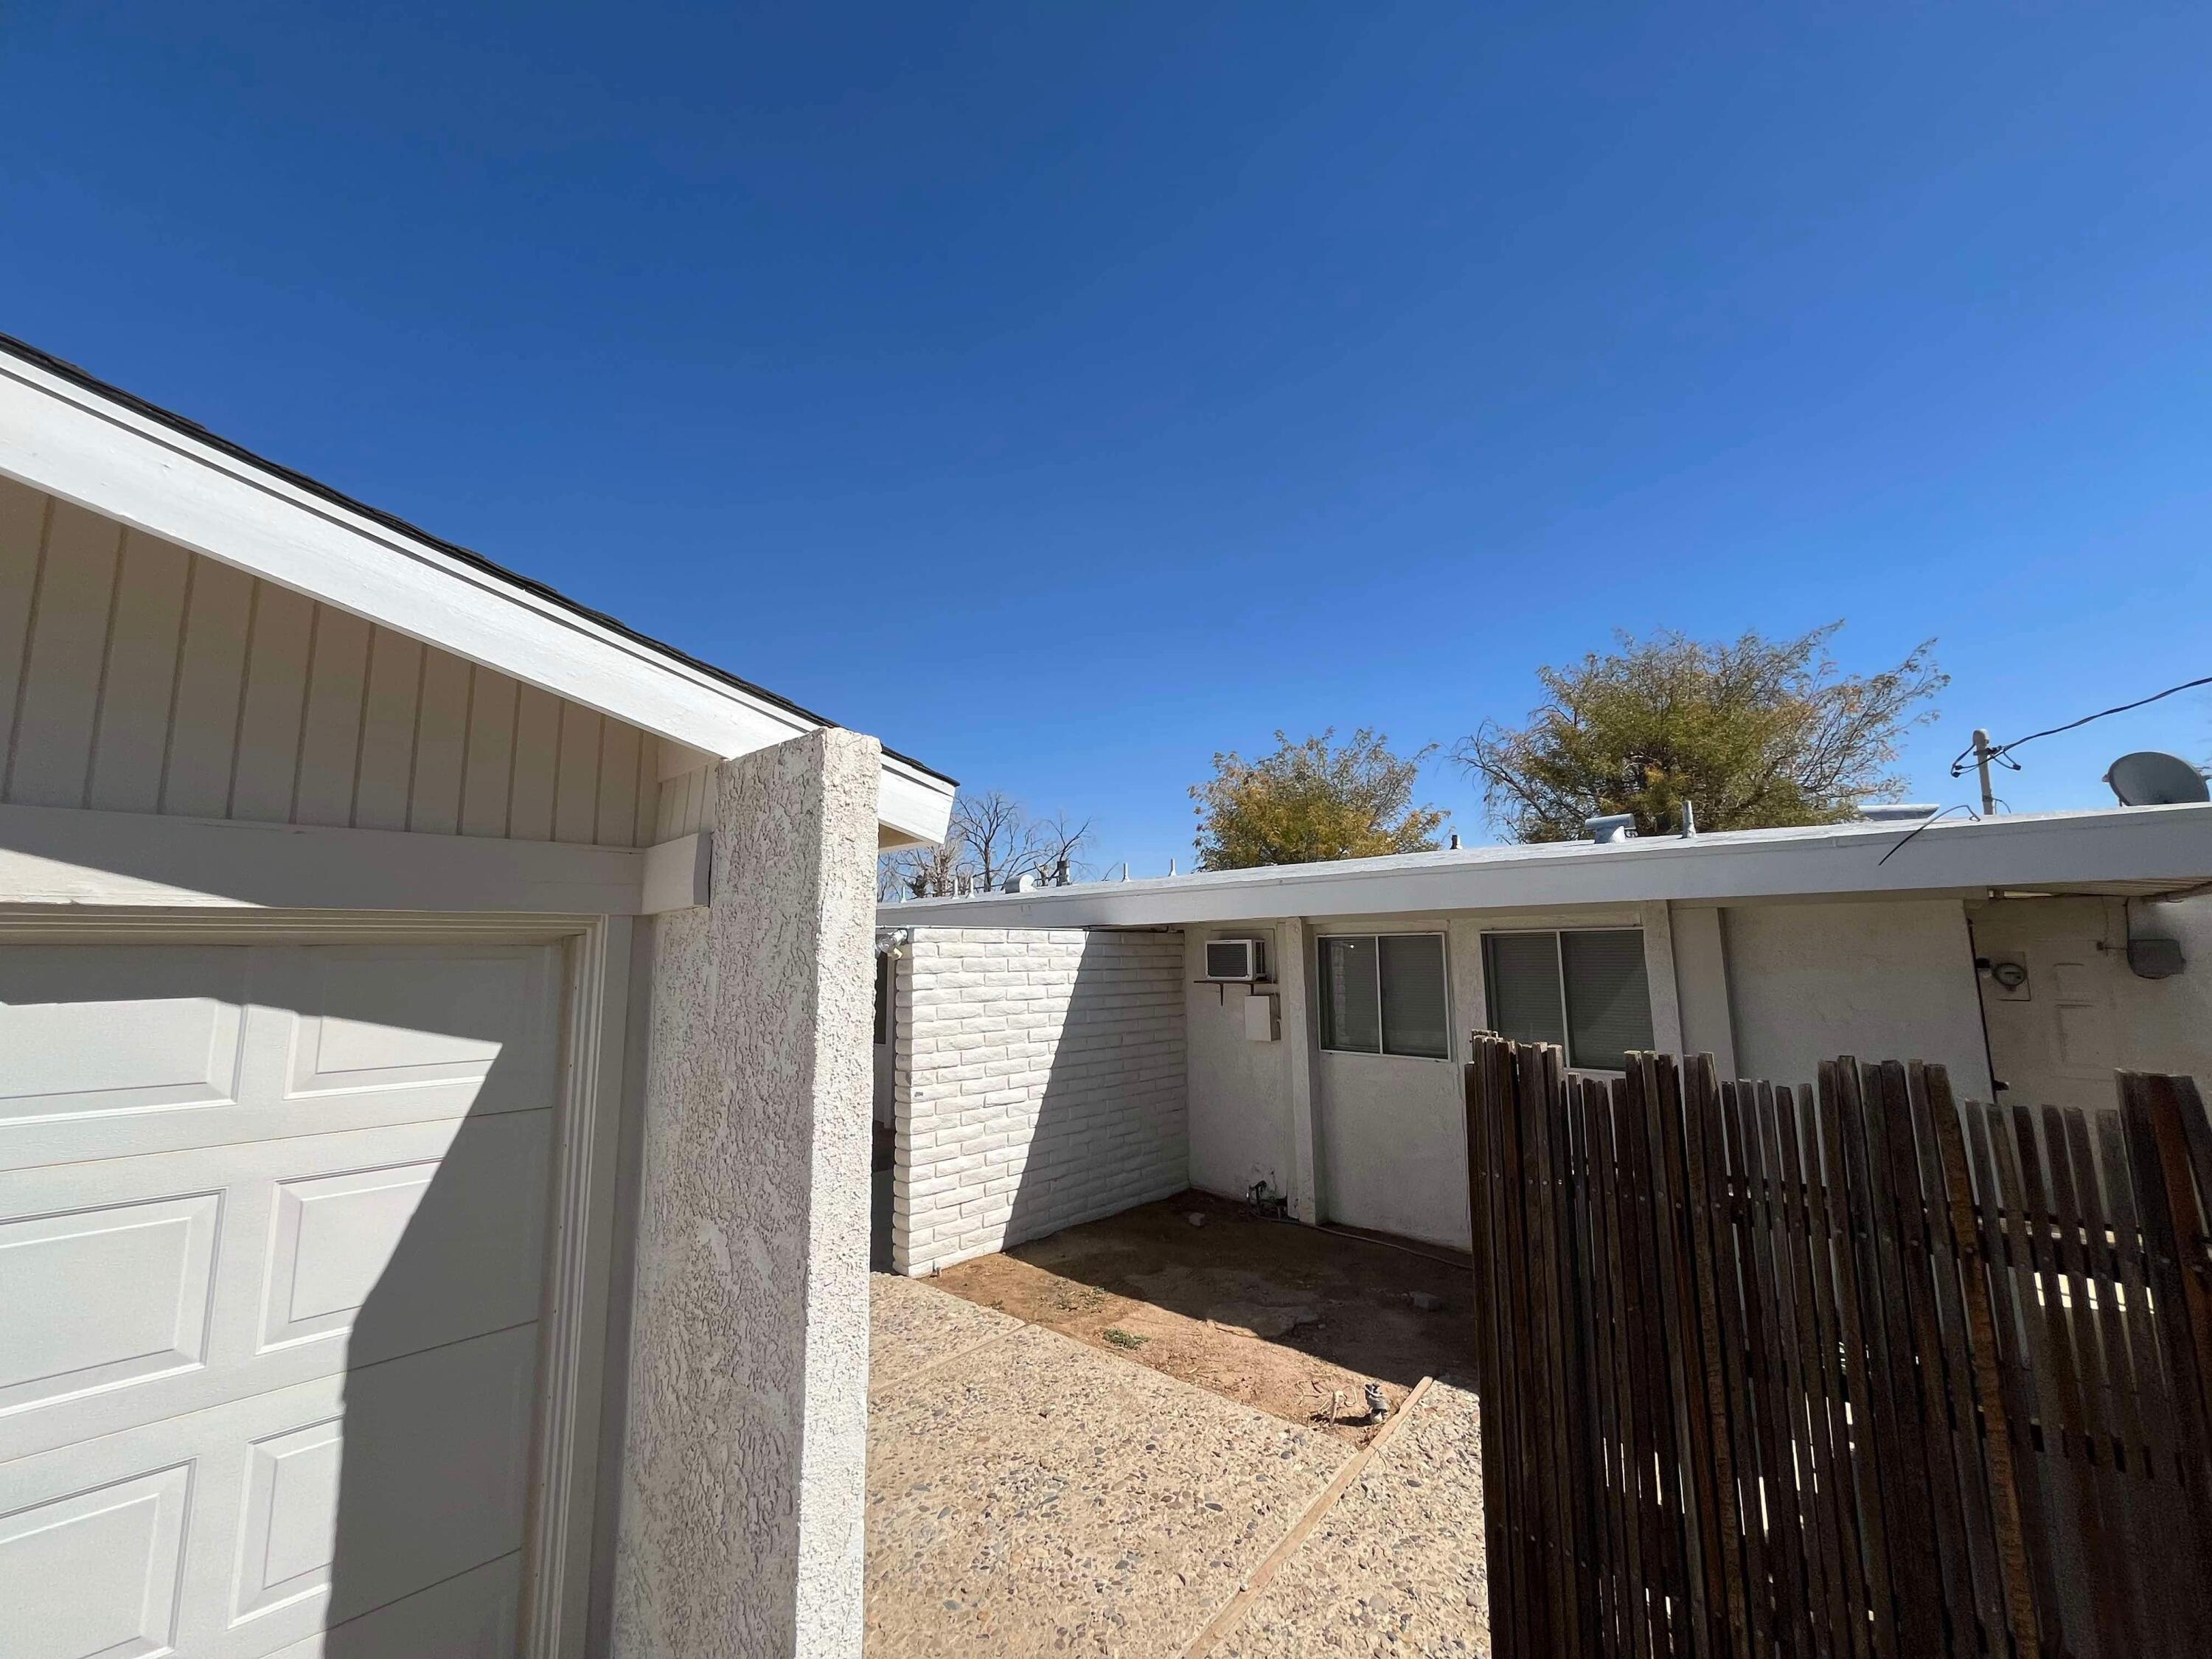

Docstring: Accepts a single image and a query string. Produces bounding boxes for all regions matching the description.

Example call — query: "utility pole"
[1971,728,1996,816]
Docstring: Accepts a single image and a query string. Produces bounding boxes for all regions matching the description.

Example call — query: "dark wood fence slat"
[1963,1101,2065,1654]
[1618,1069,1677,1655]
[1681,1055,1753,1659]
[1924,1065,2039,1657]
[1462,1042,2212,1659]
[1590,1075,1641,1659]
[2120,1076,2212,1580]
[1819,1061,1895,1659]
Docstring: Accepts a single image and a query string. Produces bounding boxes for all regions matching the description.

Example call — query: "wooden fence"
[1463,1037,2212,1659]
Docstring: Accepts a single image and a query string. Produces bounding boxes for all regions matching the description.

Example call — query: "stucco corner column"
[1276,917,1324,1225]
[612,727,879,1659]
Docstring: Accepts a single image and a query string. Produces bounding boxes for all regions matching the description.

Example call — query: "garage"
[1,937,565,1655]
[0,333,957,1654]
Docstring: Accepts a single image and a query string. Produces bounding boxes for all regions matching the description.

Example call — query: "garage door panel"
[0,1461,191,1659]
[0,938,561,1653]
[261,1553,519,1659]
[0,1191,220,1419]
[0,945,555,1172]
[0,1330,540,1659]
[0,945,247,1124]
[265,1109,552,1363]
[0,1113,551,1464]
[279,946,557,1108]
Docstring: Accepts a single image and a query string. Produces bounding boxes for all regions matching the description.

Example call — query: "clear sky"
[6,4,2209,872]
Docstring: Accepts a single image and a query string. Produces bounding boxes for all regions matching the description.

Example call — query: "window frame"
[1317,929,1453,1062]
[1480,926,1652,1074]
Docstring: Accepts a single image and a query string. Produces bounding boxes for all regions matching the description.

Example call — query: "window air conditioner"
[1203,939,1263,982]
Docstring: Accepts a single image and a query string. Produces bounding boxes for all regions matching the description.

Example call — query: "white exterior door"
[0,939,564,1658]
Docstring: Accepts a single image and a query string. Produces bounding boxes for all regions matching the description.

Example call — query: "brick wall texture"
[891,926,1187,1275]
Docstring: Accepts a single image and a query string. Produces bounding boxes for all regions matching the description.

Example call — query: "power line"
[1948,673,2212,779]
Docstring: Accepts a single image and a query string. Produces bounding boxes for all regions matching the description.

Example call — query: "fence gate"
[1463,1037,2212,1659]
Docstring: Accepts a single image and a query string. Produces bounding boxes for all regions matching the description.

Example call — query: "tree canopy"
[1455,625,1945,841]
[1191,728,1446,870]
[879,790,1091,899]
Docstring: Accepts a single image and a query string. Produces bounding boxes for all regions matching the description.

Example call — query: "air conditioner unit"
[1203,938,1264,982]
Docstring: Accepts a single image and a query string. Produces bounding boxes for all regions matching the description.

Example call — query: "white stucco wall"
[1312,1047,1469,1248]
[1722,898,1994,1098]
[1969,893,2212,1113]
[893,927,1187,1275]
[1183,925,1298,1205]
[612,728,877,1659]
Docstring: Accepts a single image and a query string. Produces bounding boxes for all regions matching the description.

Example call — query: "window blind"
[1484,931,1567,1049]
[1319,936,1381,1053]
[1379,933,1449,1059]
[1562,928,1652,1072]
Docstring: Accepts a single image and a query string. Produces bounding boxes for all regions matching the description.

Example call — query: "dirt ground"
[932,1190,1475,1445]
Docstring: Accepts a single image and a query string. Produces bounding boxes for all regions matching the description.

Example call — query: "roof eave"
[877,804,2212,927]
[0,336,957,846]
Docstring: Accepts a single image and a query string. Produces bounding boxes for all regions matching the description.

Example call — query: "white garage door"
[0,939,564,1659]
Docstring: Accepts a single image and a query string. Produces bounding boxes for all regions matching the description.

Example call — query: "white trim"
[879,804,2212,928]
[1314,929,1453,1062]
[640,832,712,914]
[1478,924,1657,1074]
[522,916,630,1659]
[0,801,647,914]
[0,907,618,1659]
[0,352,956,846]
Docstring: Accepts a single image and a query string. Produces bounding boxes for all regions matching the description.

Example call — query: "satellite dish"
[2104,751,2211,807]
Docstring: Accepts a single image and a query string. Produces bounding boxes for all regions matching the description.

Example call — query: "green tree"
[1191,728,1446,870]
[1456,625,1945,841]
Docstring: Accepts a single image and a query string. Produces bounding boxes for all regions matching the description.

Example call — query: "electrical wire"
[1949,674,2212,778]
[1876,803,1979,867]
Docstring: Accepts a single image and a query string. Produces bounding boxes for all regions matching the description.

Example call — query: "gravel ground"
[866,1315,1348,1655]
[864,1273,1487,1658]
[1212,1377,1489,1657]
[870,1266,1024,1391]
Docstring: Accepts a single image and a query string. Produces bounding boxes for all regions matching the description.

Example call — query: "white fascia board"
[641,832,713,914]
[876,804,2212,929]
[0,801,646,914]
[0,352,953,845]
[878,755,956,849]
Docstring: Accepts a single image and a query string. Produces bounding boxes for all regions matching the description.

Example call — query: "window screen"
[1319,936,1380,1053]
[1562,929,1652,1072]
[1379,934,1449,1059]
[1484,932,1567,1049]
[1483,928,1653,1070]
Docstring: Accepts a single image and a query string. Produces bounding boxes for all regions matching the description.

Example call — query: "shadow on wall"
[1,940,566,1655]
[896,930,1186,1275]
[269,956,556,1653]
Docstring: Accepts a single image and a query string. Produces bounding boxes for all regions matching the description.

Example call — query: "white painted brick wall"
[890,926,1187,1275]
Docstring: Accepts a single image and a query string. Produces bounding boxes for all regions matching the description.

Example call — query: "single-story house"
[0,333,953,1658]
[874,806,2212,1268]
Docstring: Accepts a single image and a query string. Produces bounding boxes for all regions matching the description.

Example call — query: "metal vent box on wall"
[1204,939,1264,981]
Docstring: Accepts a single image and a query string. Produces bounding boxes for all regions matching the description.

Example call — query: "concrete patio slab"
[866,1320,1349,1656]
[870,1267,1025,1390]
[1211,1377,1488,1657]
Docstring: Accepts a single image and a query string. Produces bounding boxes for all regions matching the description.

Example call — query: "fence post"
[1924,1065,2040,1657]
[2118,1074,2212,1537]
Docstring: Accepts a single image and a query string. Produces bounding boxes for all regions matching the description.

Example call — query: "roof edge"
[0,330,956,788]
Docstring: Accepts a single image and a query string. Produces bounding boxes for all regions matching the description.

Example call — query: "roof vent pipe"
[1857,802,1941,823]
[1680,801,1697,839]
[1585,813,1637,844]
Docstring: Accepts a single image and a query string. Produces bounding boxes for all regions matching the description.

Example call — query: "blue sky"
[6,4,2209,872]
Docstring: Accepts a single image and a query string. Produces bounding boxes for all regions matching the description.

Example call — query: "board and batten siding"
[653,762,717,843]
[0,476,660,846]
